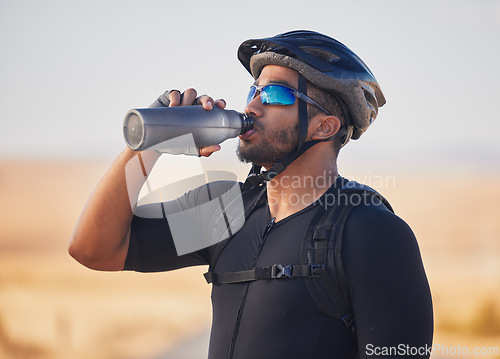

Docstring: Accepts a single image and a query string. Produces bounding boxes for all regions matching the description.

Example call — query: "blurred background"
[1,0,499,358]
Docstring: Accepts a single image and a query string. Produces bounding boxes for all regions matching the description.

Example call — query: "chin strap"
[243,140,322,190]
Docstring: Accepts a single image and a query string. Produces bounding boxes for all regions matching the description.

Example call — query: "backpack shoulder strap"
[301,189,355,332]
[303,182,394,333]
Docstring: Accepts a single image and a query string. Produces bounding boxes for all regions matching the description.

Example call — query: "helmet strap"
[243,74,319,190]
[296,74,309,156]
[243,140,322,190]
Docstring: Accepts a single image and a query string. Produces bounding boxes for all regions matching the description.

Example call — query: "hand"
[151,88,227,157]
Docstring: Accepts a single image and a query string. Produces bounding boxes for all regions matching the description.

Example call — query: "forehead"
[255,65,299,88]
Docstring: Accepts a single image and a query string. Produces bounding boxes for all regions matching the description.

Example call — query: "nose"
[244,94,264,118]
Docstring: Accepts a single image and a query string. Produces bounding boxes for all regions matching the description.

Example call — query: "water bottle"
[123,106,253,152]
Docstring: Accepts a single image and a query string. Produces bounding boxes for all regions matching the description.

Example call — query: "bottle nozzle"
[239,113,254,134]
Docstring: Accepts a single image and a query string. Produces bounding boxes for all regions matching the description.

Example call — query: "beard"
[236,122,299,165]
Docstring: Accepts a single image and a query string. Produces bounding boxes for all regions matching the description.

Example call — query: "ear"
[309,114,341,141]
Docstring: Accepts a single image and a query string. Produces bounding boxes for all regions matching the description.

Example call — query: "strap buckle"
[310,264,325,278]
[271,264,292,278]
[341,311,356,334]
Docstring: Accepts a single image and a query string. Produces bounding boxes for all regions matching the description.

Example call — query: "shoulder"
[133,180,244,223]
[178,180,244,208]
[343,194,419,260]
[347,193,411,236]
[340,189,428,291]
[331,179,423,274]
[335,179,413,248]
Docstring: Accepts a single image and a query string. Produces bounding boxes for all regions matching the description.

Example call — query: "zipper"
[227,216,276,359]
[265,217,276,234]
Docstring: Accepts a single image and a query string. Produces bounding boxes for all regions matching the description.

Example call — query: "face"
[237,65,300,168]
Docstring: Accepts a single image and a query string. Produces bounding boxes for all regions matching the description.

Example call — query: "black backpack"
[203,176,393,334]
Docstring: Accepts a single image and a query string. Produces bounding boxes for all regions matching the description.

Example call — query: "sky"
[1,0,499,174]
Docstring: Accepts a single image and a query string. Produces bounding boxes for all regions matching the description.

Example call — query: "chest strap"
[204,264,325,285]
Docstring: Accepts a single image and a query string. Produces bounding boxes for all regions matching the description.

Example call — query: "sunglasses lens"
[246,84,297,106]
[261,85,296,105]
[246,86,258,105]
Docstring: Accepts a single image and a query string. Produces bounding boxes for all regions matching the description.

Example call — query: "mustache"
[248,116,264,131]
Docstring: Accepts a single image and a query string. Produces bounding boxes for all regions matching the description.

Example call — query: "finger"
[215,99,227,109]
[199,144,221,157]
[196,95,214,110]
[168,90,181,107]
[181,88,197,106]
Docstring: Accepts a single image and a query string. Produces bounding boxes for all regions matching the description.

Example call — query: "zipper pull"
[265,217,276,234]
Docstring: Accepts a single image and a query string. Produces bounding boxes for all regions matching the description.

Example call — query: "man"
[69,30,433,358]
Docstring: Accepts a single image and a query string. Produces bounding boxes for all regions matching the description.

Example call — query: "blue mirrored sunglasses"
[246,83,331,115]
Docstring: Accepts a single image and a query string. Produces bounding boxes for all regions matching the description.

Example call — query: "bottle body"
[123,106,253,152]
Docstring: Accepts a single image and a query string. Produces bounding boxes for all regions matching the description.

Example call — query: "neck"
[266,144,338,222]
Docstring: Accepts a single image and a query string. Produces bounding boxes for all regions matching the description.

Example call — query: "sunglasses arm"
[294,92,332,116]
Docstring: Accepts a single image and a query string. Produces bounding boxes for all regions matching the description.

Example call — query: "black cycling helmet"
[238,30,385,140]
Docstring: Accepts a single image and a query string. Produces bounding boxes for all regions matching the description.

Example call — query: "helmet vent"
[299,46,340,63]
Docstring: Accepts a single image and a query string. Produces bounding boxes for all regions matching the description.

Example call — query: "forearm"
[68,147,160,271]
